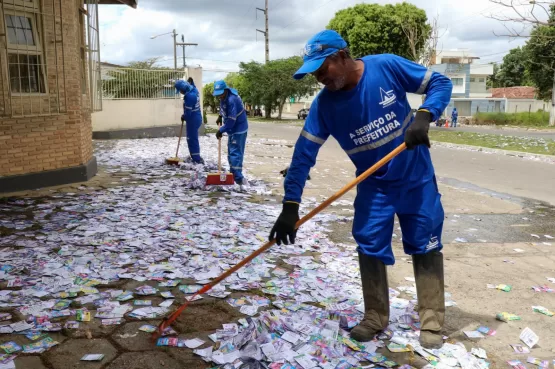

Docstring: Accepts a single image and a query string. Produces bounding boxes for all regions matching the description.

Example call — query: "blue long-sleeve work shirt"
[284,54,453,203]
[182,87,201,122]
[218,92,248,135]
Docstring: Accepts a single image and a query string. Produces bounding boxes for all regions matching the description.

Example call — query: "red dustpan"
[206,136,234,185]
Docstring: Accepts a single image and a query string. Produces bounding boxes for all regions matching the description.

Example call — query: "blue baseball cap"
[213,80,228,96]
[293,30,348,80]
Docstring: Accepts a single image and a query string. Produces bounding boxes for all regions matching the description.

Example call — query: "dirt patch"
[14,356,48,369]
[44,338,118,369]
[111,321,165,352]
[327,220,355,245]
[105,351,184,369]
[172,300,243,334]
[62,314,119,339]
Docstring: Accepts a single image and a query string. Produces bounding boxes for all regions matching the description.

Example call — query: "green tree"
[488,0,555,125]
[495,47,534,87]
[327,2,431,60]
[202,82,219,113]
[487,63,500,89]
[224,72,247,97]
[102,57,180,99]
[525,5,555,102]
[238,57,319,119]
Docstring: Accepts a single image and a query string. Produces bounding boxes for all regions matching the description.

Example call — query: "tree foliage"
[327,2,430,60]
[525,4,555,101]
[236,56,319,119]
[487,63,500,89]
[102,57,181,99]
[494,47,533,88]
[202,82,219,113]
[224,72,247,98]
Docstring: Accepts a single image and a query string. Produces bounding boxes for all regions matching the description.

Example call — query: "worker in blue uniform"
[451,107,458,127]
[269,30,453,349]
[213,80,249,189]
[175,79,204,164]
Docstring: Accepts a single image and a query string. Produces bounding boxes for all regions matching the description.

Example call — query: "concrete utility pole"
[256,0,269,63]
[172,29,177,70]
[176,37,198,69]
[550,73,555,126]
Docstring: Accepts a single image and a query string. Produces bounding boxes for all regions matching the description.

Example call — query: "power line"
[241,0,257,17]
[271,0,288,10]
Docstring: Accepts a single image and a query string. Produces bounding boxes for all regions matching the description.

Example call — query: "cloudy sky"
[98,0,533,83]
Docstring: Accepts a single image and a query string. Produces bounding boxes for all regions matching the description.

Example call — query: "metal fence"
[102,67,185,100]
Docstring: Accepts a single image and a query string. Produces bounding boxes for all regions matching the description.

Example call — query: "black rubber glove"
[269,202,300,245]
[216,130,223,140]
[216,115,223,126]
[404,111,432,150]
[181,117,185,124]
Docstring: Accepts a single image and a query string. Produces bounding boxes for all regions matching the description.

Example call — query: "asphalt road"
[430,125,555,140]
[222,119,555,206]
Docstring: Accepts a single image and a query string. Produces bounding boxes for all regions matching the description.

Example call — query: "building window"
[478,78,485,83]
[469,78,476,82]
[8,54,45,93]
[451,78,464,86]
[3,1,46,94]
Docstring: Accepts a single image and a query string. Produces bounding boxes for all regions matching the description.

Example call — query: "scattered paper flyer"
[239,305,258,316]
[510,344,530,354]
[193,346,213,358]
[520,327,539,349]
[183,338,205,349]
[471,348,487,359]
[80,354,105,361]
[159,299,174,308]
[464,331,484,339]
[139,325,156,333]
[281,331,300,344]
[532,306,554,316]
[507,360,527,369]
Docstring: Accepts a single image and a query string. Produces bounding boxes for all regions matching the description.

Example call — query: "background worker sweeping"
[175,79,204,164]
[269,30,452,349]
[213,80,249,190]
[451,107,458,128]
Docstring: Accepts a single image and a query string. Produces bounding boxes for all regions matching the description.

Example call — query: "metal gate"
[85,0,101,111]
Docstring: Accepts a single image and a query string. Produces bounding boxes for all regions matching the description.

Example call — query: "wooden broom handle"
[218,137,222,174]
[175,120,185,158]
[155,143,407,337]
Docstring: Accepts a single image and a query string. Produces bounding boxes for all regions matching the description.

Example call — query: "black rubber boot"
[413,251,445,349]
[350,253,390,342]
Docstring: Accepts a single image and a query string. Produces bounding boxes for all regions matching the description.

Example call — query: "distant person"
[451,108,458,128]
[213,80,249,190]
[175,80,204,164]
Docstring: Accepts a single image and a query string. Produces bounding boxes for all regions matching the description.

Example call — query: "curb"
[431,141,555,164]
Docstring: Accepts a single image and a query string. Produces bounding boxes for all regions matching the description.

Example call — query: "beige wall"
[186,66,203,111]
[92,99,182,131]
[506,99,549,113]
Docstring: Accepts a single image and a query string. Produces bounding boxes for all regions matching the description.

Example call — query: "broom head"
[206,172,234,186]
[165,157,180,166]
